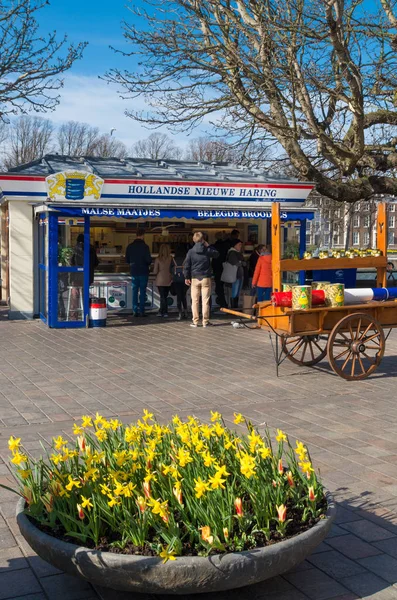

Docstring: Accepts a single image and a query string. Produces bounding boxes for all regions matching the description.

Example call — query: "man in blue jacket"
[125,230,152,317]
[184,232,219,327]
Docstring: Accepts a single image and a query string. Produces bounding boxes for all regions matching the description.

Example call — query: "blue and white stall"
[0,156,315,327]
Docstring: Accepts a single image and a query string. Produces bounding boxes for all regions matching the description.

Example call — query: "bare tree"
[185,137,237,162]
[106,0,397,203]
[4,116,54,168]
[95,134,127,158]
[131,133,182,160]
[0,0,86,121]
[57,121,100,155]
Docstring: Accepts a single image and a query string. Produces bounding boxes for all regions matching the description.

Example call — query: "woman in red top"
[252,245,272,301]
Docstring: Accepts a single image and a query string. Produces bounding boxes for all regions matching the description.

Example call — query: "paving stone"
[373,538,397,559]
[0,568,42,600]
[341,572,397,599]
[39,573,94,600]
[284,568,349,599]
[0,545,28,572]
[326,534,384,559]
[357,554,397,584]
[339,520,397,542]
[307,550,367,579]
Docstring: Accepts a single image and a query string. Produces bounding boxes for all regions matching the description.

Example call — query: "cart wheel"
[327,313,385,380]
[282,335,328,366]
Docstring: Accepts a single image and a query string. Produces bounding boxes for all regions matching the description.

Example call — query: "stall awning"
[46,205,315,221]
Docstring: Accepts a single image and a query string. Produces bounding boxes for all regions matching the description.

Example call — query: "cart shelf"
[280,256,386,271]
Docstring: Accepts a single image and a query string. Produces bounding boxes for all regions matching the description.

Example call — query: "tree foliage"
[0,0,86,121]
[131,132,182,159]
[106,0,397,202]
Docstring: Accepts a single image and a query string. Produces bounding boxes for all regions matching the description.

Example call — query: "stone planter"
[16,493,336,595]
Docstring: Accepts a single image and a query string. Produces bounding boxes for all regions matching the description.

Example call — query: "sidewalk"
[1,314,397,599]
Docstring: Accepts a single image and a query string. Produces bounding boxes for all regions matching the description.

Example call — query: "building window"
[333,234,340,246]
[363,232,370,246]
[353,231,360,245]
[324,234,330,246]
[389,215,395,228]
[388,231,395,246]
[353,215,360,227]
[364,215,370,228]
[389,204,395,212]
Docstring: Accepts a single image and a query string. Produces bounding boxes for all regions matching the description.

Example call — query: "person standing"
[125,230,152,317]
[249,244,265,281]
[223,239,245,309]
[184,232,219,328]
[171,244,189,320]
[153,244,173,317]
[252,245,272,301]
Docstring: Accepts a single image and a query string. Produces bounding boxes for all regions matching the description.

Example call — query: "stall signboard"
[106,282,128,310]
[51,206,315,221]
[0,173,313,209]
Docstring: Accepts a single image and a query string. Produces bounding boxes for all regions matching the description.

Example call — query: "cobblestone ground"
[1,310,397,600]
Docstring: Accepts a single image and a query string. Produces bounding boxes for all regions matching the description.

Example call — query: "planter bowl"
[16,493,336,595]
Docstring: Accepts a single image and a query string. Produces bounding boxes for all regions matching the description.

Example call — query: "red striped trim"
[0,175,46,181]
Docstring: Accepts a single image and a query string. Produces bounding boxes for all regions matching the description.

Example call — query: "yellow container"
[283,284,293,292]
[326,283,344,307]
[292,285,312,310]
[312,281,330,291]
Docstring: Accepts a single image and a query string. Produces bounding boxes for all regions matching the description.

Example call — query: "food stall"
[0,156,315,325]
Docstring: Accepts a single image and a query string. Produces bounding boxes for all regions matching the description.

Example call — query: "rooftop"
[4,155,304,184]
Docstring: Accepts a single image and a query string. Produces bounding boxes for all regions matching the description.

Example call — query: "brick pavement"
[1,311,397,599]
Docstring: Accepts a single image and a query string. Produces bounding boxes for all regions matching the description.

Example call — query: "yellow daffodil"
[208,472,226,490]
[233,413,245,424]
[210,411,222,422]
[299,461,314,477]
[159,545,177,563]
[53,436,68,451]
[94,429,107,442]
[107,494,120,508]
[17,468,32,480]
[100,483,111,495]
[11,452,27,466]
[276,429,287,443]
[50,453,62,466]
[8,436,21,453]
[239,453,256,479]
[143,409,154,422]
[65,476,81,492]
[258,446,272,459]
[72,424,83,435]
[194,477,210,499]
[81,415,93,428]
[202,451,216,467]
[200,424,212,439]
[81,495,94,510]
[176,447,193,467]
[109,419,121,430]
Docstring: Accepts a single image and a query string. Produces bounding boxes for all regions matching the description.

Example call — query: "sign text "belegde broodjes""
[128,185,277,198]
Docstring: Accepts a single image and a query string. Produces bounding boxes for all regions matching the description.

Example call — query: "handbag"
[221,261,238,283]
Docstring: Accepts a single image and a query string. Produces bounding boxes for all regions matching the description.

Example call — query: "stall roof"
[4,155,305,185]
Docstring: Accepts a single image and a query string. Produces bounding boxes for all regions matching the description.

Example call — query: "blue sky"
[37,0,200,149]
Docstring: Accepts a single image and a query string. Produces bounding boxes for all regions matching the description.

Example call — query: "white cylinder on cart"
[344,288,374,305]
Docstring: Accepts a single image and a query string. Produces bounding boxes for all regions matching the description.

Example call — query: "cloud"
[51,74,207,149]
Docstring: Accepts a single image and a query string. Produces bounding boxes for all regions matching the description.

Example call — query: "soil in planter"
[26,496,327,556]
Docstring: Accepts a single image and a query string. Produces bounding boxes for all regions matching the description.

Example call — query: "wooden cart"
[222,202,397,380]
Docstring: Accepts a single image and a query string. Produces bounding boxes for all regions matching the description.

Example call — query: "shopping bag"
[221,262,238,283]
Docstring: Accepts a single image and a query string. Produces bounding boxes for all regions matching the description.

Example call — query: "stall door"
[38,214,48,322]
[48,213,90,328]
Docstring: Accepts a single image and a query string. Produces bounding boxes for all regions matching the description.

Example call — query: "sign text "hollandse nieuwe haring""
[128,185,277,198]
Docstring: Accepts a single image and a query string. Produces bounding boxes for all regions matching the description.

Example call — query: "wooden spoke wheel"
[282,335,328,366]
[327,313,385,380]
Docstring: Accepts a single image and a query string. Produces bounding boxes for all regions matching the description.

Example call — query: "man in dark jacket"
[125,230,152,316]
[184,232,219,327]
